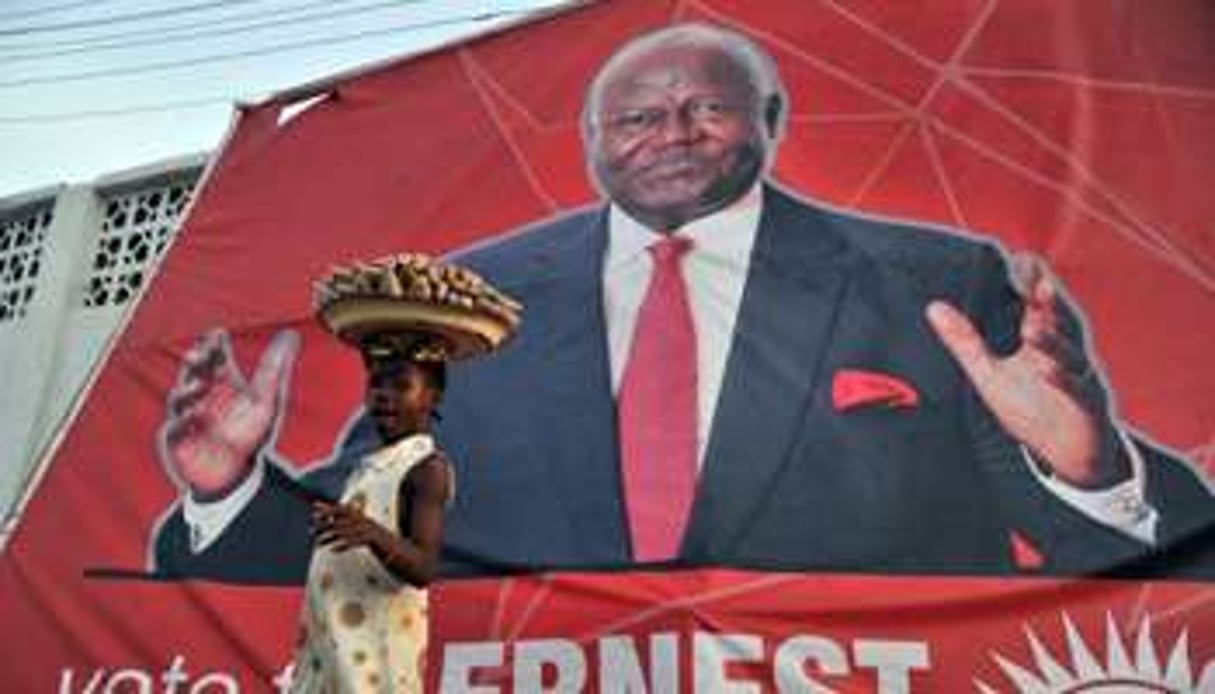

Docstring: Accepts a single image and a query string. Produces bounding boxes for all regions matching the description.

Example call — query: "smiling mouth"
[643,158,700,177]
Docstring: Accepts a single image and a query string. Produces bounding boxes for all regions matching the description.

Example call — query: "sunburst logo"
[976,613,1213,693]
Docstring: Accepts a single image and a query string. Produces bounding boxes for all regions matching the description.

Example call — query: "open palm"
[159,329,299,499]
[927,255,1125,489]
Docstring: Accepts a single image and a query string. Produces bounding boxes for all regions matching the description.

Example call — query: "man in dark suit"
[150,23,1213,584]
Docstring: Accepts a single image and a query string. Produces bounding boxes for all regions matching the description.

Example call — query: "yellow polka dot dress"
[291,433,447,693]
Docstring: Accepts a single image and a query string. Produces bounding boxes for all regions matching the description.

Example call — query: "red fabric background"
[1,1,1212,689]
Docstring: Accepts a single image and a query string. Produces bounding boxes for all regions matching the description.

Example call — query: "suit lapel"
[683,187,857,559]
[513,210,631,564]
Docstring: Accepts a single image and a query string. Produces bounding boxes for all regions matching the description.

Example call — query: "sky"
[0,0,570,199]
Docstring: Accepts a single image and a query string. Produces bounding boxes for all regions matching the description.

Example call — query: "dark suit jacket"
[151,443,368,584]
[151,185,1215,583]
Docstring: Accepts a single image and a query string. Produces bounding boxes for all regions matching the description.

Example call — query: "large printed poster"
[2,1,1214,691]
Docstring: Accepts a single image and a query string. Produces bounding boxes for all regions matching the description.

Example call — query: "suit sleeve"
[149,411,380,583]
[1131,439,1215,579]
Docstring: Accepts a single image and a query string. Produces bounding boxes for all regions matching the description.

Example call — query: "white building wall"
[0,154,206,541]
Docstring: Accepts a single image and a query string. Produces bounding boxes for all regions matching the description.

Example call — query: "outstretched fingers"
[251,330,301,403]
[1011,254,1062,347]
[178,329,240,387]
[926,300,1001,392]
[1007,254,1096,395]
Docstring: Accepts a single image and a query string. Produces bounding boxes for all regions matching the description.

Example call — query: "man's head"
[583,23,786,231]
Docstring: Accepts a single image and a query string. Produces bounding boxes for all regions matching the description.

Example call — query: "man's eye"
[688,100,729,119]
[608,110,660,131]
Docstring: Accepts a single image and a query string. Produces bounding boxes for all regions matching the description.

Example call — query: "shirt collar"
[605,183,764,270]
[363,432,434,470]
[182,458,265,542]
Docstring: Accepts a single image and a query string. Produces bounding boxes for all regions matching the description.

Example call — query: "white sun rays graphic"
[976,613,1214,693]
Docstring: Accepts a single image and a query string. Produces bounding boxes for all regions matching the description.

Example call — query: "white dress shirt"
[604,185,763,467]
[182,458,265,553]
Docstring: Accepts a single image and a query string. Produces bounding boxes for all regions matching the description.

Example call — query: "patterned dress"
[291,433,447,693]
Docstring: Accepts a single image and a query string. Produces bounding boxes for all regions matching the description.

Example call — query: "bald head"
[582,24,786,230]
[585,24,785,131]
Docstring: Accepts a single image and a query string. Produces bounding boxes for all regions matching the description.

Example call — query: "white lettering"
[435,630,931,692]
[440,641,504,694]
[189,672,238,694]
[515,639,586,693]
[852,639,929,693]
[161,655,189,694]
[694,633,762,693]
[774,636,848,693]
[59,668,106,694]
[56,660,249,693]
[599,633,678,694]
[270,662,294,693]
[103,669,152,694]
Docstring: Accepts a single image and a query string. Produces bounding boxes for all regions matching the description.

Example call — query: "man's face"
[588,43,771,229]
[364,361,438,444]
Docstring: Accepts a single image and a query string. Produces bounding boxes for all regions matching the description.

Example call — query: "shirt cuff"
[181,461,266,554]
[1022,428,1158,545]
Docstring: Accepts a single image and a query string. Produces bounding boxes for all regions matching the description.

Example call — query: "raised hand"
[159,329,300,500]
[926,254,1128,489]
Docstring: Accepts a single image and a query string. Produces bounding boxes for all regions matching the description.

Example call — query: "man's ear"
[762,93,784,139]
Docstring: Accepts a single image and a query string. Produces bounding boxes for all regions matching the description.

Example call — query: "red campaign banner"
[1,0,1214,691]
[430,569,1215,692]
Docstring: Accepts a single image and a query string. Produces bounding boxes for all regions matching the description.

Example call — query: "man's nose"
[653,107,699,144]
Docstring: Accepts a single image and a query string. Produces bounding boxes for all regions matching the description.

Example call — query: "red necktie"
[618,235,697,561]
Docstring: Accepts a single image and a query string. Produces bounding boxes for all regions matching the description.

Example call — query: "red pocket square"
[1008,530,1046,571]
[832,369,919,411]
